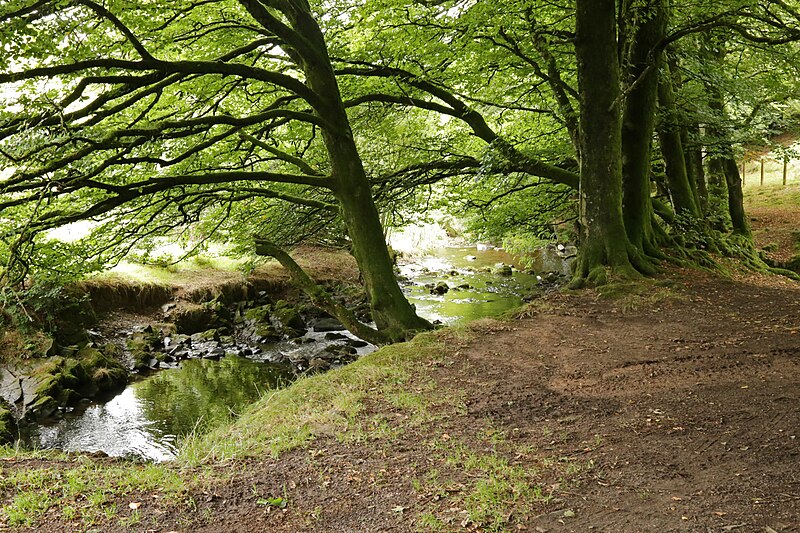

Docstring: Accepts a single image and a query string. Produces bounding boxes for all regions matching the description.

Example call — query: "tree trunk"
[683,123,708,214]
[656,64,700,218]
[706,158,730,231]
[621,0,667,259]
[722,156,750,236]
[572,0,642,286]
[247,1,431,341]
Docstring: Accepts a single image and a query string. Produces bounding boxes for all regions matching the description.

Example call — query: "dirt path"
[164,271,799,532]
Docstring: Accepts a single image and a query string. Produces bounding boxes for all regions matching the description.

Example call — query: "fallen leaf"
[672,496,683,501]
[714,511,728,516]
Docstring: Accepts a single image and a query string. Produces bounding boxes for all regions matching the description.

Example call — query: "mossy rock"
[60,358,86,388]
[100,342,122,358]
[0,401,15,444]
[33,373,63,401]
[131,350,152,373]
[272,300,307,337]
[77,346,127,393]
[244,305,271,323]
[31,356,64,376]
[491,263,513,276]
[28,395,58,419]
[90,366,127,393]
[254,324,280,341]
[202,299,232,322]
[57,387,82,407]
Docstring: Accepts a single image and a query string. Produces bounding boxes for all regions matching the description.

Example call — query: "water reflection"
[27,356,294,461]
[400,247,540,325]
[30,387,177,462]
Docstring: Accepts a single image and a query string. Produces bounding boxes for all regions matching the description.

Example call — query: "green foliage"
[0,283,93,342]
[444,176,576,246]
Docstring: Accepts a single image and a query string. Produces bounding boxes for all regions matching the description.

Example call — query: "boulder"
[77,346,127,394]
[346,339,369,349]
[27,395,58,419]
[313,318,346,332]
[430,282,450,295]
[0,368,22,405]
[244,304,271,324]
[271,300,307,338]
[491,263,513,276]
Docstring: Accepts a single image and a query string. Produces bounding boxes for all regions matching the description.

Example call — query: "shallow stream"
[21,246,559,461]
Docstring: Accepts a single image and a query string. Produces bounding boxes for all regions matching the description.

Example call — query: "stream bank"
[5,244,574,460]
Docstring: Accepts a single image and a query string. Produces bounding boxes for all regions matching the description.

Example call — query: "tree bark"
[244,0,432,341]
[621,0,667,258]
[572,0,642,286]
[683,123,708,214]
[656,63,700,218]
[722,157,750,236]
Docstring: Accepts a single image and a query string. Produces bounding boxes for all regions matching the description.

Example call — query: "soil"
[187,271,799,533]
[4,212,800,531]
[4,267,799,532]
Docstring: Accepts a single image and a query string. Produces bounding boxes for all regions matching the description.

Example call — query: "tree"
[334,0,800,282]
[0,0,430,343]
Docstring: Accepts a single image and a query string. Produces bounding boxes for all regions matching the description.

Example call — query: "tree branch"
[254,239,389,345]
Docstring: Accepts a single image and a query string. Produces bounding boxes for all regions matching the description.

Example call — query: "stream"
[20,246,566,461]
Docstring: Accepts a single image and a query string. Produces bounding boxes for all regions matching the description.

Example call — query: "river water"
[22,246,551,461]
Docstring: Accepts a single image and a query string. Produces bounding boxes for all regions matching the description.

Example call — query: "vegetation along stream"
[18,246,571,461]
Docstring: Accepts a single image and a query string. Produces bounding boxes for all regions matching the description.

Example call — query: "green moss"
[244,304,271,323]
[0,401,15,443]
[77,347,127,392]
[28,395,58,418]
[33,374,63,400]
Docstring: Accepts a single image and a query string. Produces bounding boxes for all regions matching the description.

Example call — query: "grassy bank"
[0,326,459,528]
[0,309,596,531]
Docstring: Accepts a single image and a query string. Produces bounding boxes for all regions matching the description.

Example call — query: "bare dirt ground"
[189,271,799,533]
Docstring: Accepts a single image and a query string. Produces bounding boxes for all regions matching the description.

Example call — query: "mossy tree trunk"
[572,0,645,287]
[720,157,750,237]
[683,122,709,215]
[242,0,431,341]
[656,63,701,218]
[621,0,667,260]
